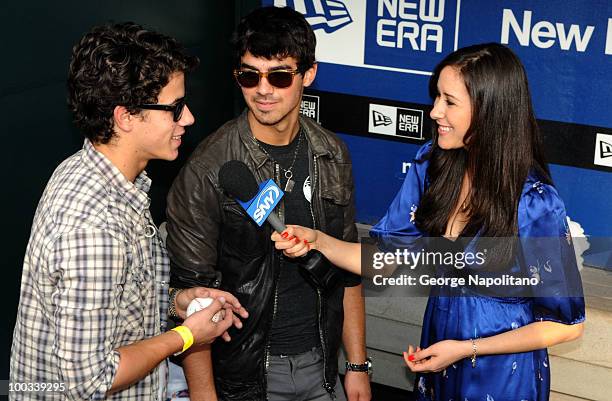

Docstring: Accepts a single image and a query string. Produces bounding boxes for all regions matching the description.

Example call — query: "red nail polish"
[281,232,289,238]
[294,237,300,243]
[408,354,415,362]
[287,236,295,241]
[303,239,308,244]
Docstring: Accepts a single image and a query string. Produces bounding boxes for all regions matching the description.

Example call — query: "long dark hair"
[415,43,551,244]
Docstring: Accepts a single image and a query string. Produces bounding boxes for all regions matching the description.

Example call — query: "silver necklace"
[254,128,304,193]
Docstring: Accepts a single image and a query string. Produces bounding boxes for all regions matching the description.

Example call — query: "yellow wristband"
[171,325,194,355]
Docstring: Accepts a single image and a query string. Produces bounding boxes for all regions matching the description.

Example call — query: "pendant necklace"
[253,128,304,193]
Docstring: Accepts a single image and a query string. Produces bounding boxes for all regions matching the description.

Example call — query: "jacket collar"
[236,109,334,170]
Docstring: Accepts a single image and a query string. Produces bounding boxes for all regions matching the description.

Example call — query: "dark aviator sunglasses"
[233,69,301,89]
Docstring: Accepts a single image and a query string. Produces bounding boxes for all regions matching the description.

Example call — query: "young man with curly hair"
[10,22,247,401]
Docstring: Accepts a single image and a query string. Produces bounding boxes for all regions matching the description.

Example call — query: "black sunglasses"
[135,98,186,122]
[233,69,300,89]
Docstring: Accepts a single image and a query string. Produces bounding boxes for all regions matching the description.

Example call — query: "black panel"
[305,88,612,173]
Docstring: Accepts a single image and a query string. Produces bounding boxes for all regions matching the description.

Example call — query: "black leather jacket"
[166,111,360,400]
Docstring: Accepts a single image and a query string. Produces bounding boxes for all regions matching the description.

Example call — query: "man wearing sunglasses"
[166,6,371,401]
[10,23,248,400]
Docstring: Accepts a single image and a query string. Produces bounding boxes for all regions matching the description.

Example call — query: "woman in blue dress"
[272,43,585,401]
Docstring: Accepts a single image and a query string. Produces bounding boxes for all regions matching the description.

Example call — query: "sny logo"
[242,179,284,226]
[594,133,612,168]
[274,0,352,33]
[253,185,281,224]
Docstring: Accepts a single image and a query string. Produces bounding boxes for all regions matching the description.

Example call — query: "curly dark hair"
[233,6,316,73]
[67,22,199,144]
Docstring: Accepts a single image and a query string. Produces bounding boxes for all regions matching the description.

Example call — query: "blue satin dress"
[370,143,585,401]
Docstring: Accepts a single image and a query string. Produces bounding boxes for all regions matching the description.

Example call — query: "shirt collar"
[82,139,151,214]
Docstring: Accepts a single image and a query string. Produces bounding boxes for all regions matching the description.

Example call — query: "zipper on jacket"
[265,271,280,371]
[309,154,319,230]
[317,286,335,397]
[264,162,282,399]
[310,154,335,396]
[276,161,285,223]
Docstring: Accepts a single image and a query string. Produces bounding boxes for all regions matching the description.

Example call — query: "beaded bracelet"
[470,338,478,368]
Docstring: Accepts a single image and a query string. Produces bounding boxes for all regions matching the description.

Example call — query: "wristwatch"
[345,357,372,374]
[168,287,182,320]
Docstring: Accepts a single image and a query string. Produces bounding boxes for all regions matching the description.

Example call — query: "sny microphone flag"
[236,179,285,226]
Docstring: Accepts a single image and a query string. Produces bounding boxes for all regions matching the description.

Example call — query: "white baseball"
[186,297,224,322]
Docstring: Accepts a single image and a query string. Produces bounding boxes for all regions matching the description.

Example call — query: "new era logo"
[594,133,612,168]
[372,110,392,127]
[368,103,424,139]
[599,141,612,158]
[300,94,320,123]
[275,0,353,33]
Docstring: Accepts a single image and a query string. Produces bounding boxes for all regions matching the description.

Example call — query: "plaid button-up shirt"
[11,140,170,400]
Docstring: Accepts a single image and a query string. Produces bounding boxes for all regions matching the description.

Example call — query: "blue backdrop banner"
[264,0,612,240]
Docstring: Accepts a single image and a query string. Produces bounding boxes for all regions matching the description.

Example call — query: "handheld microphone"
[218,160,286,233]
[218,160,341,292]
